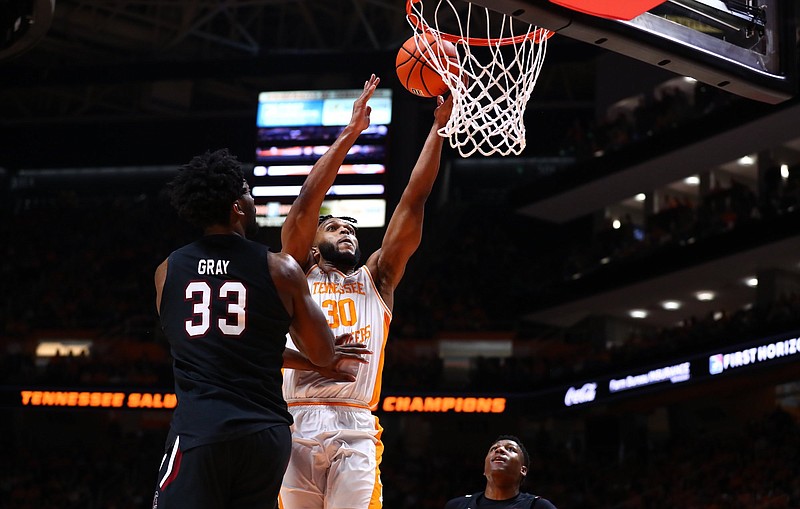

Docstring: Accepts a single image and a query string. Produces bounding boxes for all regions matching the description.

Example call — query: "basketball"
[395,33,458,98]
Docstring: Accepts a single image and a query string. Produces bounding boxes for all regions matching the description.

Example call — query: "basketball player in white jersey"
[278,74,453,509]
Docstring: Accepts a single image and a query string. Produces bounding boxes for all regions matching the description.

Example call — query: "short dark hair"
[318,215,358,229]
[168,149,247,228]
[492,435,530,471]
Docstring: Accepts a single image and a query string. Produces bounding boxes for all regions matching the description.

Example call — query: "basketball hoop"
[405,0,553,157]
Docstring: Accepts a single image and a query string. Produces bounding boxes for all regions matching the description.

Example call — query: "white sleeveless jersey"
[283,265,391,410]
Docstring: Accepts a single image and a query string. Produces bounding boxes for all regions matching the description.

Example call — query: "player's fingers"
[338,345,372,354]
[333,342,368,350]
[341,353,370,364]
[337,350,372,360]
[334,333,353,345]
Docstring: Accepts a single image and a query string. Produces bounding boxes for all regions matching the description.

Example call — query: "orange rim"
[405,0,553,46]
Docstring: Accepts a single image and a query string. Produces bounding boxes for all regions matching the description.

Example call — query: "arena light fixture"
[695,291,716,301]
[661,300,682,310]
[629,309,649,319]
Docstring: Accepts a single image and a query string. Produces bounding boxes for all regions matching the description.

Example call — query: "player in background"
[277,74,453,509]
[152,148,363,509]
[444,435,558,509]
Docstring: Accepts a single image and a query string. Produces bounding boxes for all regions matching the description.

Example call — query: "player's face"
[484,439,527,481]
[315,218,361,267]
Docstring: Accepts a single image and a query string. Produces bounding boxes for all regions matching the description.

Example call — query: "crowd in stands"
[3,405,798,508]
[3,158,800,393]
[558,81,737,161]
[385,406,800,509]
[0,418,162,509]
[1,187,183,389]
[382,156,800,391]
[565,166,800,281]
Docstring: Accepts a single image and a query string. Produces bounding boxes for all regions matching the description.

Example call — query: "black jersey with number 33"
[159,234,292,451]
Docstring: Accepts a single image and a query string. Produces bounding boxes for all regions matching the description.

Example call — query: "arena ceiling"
[0,1,416,119]
[0,0,596,126]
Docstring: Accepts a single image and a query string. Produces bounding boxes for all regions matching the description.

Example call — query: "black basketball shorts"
[152,425,291,509]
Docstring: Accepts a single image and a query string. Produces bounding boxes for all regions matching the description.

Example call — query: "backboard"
[469,0,797,104]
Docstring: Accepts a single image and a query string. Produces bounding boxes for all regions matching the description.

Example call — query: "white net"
[406,0,551,157]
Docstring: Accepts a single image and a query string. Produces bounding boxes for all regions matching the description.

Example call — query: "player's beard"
[318,240,361,268]
[243,201,259,238]
[245,214,259,238]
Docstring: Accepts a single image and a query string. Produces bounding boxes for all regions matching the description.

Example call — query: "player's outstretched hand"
[317,333,372,382]
[433,94,454,129]
[350,74,381,133]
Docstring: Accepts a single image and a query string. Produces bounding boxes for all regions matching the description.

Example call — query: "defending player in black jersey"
[152,148,362,509]
[444,436,557,509]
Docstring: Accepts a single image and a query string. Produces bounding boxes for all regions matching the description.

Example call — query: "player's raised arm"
[366,95,453,305]
[282,334,372,382]
[281,74,380,268]
[269,251,336,368]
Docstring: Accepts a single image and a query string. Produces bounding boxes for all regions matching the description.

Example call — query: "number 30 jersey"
[159,234,293,450]
[283,265,391,411]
